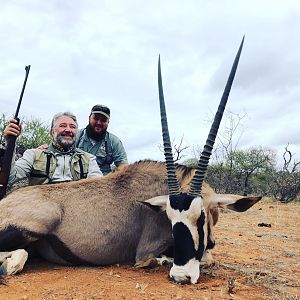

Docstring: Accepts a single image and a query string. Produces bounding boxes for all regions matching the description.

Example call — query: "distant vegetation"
[183,146,300,203]
[1,112,299,202]
[171,112,300,203]
[0,113,51,158]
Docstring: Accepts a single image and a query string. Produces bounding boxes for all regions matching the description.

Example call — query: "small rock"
[258,223,271,228]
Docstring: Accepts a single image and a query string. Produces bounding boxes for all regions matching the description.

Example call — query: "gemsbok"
[0,36,261,284]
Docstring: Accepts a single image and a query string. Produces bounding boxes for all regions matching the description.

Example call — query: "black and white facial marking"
[166,193,208,284]
[206,211,216,250]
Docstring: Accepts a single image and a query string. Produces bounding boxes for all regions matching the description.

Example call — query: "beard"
[86,124,106,141]
[54,133,76,151]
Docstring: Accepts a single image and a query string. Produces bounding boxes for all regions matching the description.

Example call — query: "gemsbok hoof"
[135,255,158,269]
[170,275,191,285]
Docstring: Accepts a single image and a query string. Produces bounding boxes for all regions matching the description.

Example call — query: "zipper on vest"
[63,156,66,178]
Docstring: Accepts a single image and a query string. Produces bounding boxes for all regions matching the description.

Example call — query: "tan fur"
[1,161,219,241]
[0,160,260,268]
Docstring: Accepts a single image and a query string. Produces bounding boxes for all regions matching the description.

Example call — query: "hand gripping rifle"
[0,65,31,200]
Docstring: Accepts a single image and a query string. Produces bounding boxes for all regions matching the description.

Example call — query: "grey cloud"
[0,1,299,164]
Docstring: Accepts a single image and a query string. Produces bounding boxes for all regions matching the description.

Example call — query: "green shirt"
[76,129,128,175]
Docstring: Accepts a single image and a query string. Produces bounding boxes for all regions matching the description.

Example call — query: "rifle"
[0,65,31,200]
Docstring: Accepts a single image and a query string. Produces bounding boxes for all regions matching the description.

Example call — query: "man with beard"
[76,105,128,175]
[3,112,102,186]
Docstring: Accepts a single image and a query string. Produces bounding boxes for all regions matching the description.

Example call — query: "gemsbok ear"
[140,195,169,211]
[206,194,262,212]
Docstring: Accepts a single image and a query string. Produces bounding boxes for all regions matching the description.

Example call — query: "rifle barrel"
[0,65,31,200]
[14,65,31,119]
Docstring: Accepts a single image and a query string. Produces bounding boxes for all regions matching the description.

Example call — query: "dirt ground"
[1,199,299,300]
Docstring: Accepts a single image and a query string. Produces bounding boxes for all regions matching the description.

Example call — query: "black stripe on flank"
[196,211,206,260]
[0,225,40,251]
[45,235,95,266]
[172,222,195,266]
[0,225,94,266]
[169,193,195,212]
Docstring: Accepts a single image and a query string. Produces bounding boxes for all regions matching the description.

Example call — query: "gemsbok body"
[0,36,261,284]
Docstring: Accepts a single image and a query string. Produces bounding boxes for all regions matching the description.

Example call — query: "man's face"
[51,116,77,149]
[89,113,109,135]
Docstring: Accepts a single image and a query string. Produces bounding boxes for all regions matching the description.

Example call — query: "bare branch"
[173,135,190,162]
[159,135,189,162]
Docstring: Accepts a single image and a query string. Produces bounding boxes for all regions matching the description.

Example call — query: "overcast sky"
[1,0,299,165]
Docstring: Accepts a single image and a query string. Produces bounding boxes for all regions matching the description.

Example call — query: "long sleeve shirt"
[9,147,102,185]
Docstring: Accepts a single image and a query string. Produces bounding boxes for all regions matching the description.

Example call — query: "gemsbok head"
[158,37,246,284]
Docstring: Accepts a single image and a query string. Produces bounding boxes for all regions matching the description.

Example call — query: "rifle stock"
[0,65,31,200]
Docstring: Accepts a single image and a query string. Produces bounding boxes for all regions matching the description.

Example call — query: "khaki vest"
[29,148,90,185]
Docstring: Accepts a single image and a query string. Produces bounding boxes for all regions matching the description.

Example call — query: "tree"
[227,148,275,195]
[0,114,51,157]
[204,147,276,195]
[192,111,248,192]
[17,118,52,155]
[0,113,8,146]
[214,110,247,162]
[159,135,190,163]
[269,145,300,203]
[174,111,300,202]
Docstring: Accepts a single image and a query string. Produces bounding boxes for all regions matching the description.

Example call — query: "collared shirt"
[76,129,128,175]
